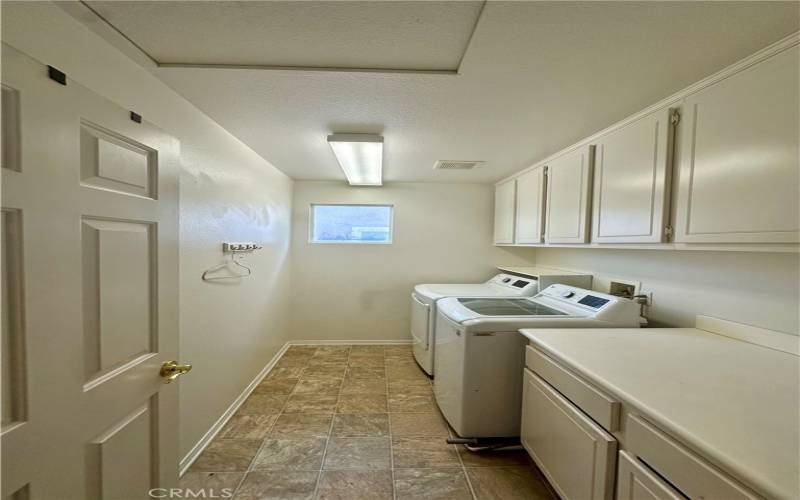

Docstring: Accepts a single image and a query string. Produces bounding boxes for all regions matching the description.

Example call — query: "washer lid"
[457,298,567,316]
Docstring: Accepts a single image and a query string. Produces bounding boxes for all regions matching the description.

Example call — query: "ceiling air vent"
[433,160,486,170]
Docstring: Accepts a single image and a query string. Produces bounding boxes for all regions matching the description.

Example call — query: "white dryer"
[411,270,591,376]
[433,284,641,439]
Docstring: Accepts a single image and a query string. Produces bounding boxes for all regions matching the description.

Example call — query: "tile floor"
[183,345,556,499]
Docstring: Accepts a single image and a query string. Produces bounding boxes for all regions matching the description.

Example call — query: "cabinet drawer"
[525,346,620,431]
[617,451,683,500]
[627,414,760,499]
[521,369,617,500]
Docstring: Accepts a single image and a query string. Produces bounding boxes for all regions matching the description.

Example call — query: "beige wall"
[289,181,531,341]
[526,248,799,335]
[1,2,294,459]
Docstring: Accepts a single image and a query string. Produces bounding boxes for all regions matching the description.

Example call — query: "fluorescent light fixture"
[327,134,384,186]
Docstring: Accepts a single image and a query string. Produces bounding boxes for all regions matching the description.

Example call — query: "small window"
[310,204,393,244]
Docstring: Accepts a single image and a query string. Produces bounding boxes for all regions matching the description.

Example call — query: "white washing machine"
[411,270,592,376]
[433,284,641,439]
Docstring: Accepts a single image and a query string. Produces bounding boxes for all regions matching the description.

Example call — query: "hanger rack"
[201,242,262,282]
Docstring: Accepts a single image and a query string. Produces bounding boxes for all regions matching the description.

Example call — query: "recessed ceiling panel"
[84,0,484,71]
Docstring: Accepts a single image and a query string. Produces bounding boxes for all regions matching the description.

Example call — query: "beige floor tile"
[390,412,449,437]
[266,366,306,379]
[219,415,278,439]
[292,378,342,395]
[384,345,413,358]
[394,468,472,499]
[313,346,351,357]
[348,356,385,367]
[391,437,460,468]
[457,446,532,467]
[384,358,418,368]
[301,364,347,379]
[269,414,332,439]
[387,366,430,383]
[388,378,431,389]
[253,378,299,395]
[331,414,390,437]
[234,471,319,500]
[317,470,393,500]
[306,356,348,366]
[340,378,387,395]
[346,366,386,379]
[286,346,318,355]
[190,439,261,472]
[388,384,432,397]
[179,472,243,496]
[336,394,388,413]
[388,393,436,412]
[283,394,339,414]
[349,346,385,357]
[467,467,554,500]
[323,437,391,470]
[251,438,326,471]
[275,358,311,369]
[238,394,287,415]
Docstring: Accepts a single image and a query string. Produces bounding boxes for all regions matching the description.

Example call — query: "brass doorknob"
[160,360,192,383]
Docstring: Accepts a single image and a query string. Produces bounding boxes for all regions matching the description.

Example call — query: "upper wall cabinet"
[545,145,594,244]
[591,107,674,243]
[674,45,799,244]
[494,178,516,244]
[515,166,546,244]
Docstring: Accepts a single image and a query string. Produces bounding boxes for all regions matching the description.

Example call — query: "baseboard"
[289,339,413,345]
[178,341,291,475]
[178,339,411,475]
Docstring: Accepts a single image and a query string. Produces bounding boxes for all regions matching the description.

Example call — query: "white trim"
[497,31,800,185]
[289,339,413,345]
[696,316,799,356]
[178,341,291,475]
[495,242,799,254]
[178,340,412,475]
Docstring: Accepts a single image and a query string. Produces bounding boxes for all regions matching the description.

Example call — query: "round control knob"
[502,278,511,283]
[562,291,575,298]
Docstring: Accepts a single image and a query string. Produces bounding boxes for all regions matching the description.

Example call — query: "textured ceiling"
[76,1,799,183]
[84,0,484,70]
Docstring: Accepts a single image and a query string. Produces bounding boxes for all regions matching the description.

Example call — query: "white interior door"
[1,44,181,499]
[591,107,674,243]
[514,166,546,244]
[674,44,799,244]
[545,145,594,244]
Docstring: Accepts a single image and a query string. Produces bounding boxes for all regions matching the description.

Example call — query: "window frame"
[308,203,395,245]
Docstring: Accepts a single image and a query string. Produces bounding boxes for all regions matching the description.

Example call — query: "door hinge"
[670,110,680,126]
[47,65,67,86]
[664,225,674,238]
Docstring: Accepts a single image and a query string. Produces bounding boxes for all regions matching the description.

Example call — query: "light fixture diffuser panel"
[327,134,384,186]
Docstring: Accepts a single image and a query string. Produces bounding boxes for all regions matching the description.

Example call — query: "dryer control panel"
[538,284,618,311]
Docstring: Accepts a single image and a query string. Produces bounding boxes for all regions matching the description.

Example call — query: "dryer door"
[410,293,431,349]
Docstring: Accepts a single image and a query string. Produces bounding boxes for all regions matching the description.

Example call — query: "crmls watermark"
[148,488,234,498]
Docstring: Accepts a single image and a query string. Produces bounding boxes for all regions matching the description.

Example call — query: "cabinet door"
[515,166,546,244]
[617,451,684,500]
[592,108,673,243]
[675,45,799,243]
[521,369,616,500]
[494,179,517,244]
[545,145,594,244]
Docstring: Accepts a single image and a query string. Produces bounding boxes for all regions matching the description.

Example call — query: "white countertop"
[519,327,800,500]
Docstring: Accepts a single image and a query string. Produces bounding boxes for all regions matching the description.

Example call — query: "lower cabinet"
[521,368,617,500]
[617,451,683,500]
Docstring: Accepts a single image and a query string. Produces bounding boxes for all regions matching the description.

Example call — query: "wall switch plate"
[609,279,640,299]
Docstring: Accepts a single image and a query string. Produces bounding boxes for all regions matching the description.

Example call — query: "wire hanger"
[201,255,252,281]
